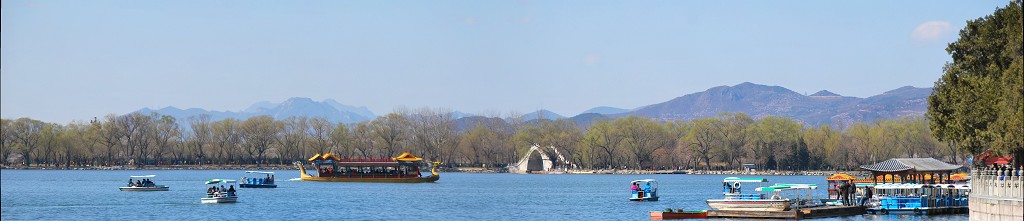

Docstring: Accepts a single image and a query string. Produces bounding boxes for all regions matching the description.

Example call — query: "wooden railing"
[971,169,1024,200]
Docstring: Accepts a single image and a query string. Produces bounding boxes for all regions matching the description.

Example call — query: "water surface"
[1,170,967,220]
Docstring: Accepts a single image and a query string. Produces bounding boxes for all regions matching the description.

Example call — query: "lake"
[1,170,967,220]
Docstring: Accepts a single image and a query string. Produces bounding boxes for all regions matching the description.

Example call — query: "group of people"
[127,178,155,187]
[630,182,652,194]
[206,185,236,197]
[836,181,873,206]
[242,174,274,184]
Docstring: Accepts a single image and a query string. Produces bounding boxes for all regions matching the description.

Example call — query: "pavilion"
[860,158,962,184]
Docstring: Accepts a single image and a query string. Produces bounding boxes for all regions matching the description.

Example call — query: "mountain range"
[134,82,931,128]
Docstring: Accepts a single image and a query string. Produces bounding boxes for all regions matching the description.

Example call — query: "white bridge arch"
[507,144,575,174]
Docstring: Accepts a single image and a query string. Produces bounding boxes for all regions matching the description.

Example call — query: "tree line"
[1,109,959,171]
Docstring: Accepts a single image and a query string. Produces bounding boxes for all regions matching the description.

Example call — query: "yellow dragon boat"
[295,152,439,183]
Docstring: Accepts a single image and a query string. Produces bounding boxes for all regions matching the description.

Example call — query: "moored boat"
[240,171,277,188]
[866,183,970,215]
[649,210,707,220]
[119,175,169,191]
[630,179,659,201]
[706,177,791,211]
[295,152,440,183]
[201,179,238,204]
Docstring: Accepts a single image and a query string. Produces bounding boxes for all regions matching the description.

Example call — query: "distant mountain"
[809,90,841,97]
[623,82,930,127]
[568,113,611,129]
[581,106,629,115]
[522,109,564,121]
[136,97,375,124]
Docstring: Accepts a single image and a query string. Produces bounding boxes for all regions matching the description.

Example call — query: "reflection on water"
[1,170,966,220]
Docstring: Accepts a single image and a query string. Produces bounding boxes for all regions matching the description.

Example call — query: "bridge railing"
[971,168,1024,200]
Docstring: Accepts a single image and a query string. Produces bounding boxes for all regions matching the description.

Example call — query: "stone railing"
[971,169,1024,200]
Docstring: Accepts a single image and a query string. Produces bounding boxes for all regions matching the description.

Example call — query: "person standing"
[861,186,874,206]
[839,181,851,205]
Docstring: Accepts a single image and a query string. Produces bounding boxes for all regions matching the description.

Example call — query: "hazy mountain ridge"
[134,83,929,127]
[624,82,930,126]
[137,97,375,124]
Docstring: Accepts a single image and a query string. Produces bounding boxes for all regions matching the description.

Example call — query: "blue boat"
[866,183,970,215]
[629,179,659,201]
[240,171,277,188]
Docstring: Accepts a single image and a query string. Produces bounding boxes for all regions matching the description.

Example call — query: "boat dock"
[706,206,866,220]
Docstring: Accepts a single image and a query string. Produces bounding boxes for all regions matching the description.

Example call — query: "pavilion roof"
[860,158,961,173]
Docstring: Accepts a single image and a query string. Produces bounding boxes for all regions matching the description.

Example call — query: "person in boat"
[136,180,142,187]
[644,182,652,193]
[631,183,639,194]
[128,179,134,187]
[227,185,235,196]
[771,192,782,200]
[220,185,226,193]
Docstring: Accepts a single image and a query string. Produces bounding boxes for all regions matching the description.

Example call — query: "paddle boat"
[201,179,238,204]
[706,177,792,211]
[119,175,169,191]
[629,179,659,201]
[240,171,277,188]
[758,183,822,209]
[866,183,970,215]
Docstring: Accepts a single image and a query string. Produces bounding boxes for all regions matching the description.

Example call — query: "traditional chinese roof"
[826,173,856,181]
[860,158,962,173]
[392,152,423,162]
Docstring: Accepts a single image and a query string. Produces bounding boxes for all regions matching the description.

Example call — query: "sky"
[1,0,1013,123]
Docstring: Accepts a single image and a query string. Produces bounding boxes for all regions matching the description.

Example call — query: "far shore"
[0,165,861,176]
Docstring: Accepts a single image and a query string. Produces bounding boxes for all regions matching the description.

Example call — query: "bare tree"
[370,113,410,158]
[12,118,44,166]
[188,114,212,165]
[240,115,281,166]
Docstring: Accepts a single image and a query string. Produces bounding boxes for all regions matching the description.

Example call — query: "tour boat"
[201,179,238,204]
[705,177,792,211]
[649,210,707,220]
[295,152,440,183]
[866,183,971,215]
[629,179,659,201]
[240,171,277,188]
[119,175,169,191]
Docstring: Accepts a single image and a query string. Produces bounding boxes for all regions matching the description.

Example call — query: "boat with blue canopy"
[119,175,169,191]
[240,171,276,188]
[866,183,970,215]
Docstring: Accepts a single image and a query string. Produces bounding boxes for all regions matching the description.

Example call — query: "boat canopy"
[874,183,925,190]
[205,179,237,184]
[631,179,658,184]
[130,175,156,178]
[756,183,817,192]
[826,173,856,181]
[855,183,876,187]
[308,154,321,162]
[244,171,274,174]
[723,177,768,183]
[393,152,423,162]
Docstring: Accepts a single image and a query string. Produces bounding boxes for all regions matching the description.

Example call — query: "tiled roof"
[860,158,962,172]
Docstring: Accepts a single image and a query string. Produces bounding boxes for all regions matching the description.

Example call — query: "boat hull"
[299,175,439,183]
[119,186,169,191]
[201,196,238,204]
[650,211,708,220]
[630,197,659,201]
[706,199,791,211]
[239,184,277,188]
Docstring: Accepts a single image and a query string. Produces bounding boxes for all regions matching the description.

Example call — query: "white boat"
[706,177,791,211]
[119,175,169,191]
[201,179,238,204]
[629,179,659,201]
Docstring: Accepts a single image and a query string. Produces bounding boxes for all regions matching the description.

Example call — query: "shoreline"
[0,165,860,176]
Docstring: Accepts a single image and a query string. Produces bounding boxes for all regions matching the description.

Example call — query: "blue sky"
[1,0,1011,123]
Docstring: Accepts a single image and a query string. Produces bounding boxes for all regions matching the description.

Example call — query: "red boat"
[649,210,708,220]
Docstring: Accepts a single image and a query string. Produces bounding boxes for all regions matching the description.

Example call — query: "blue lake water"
[1,170,967,220]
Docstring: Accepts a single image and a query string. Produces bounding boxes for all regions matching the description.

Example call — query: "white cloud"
[911,21,953,42]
